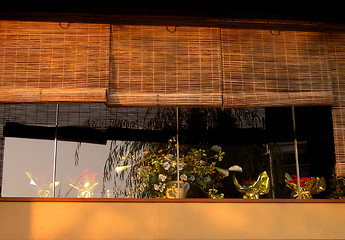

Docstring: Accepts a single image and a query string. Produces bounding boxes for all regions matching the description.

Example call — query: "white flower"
[159,174,167,182]
[180,173,188,181]
[190,175,195,181]
[154,183,166,192]
[154,184,159,191]
[162,162,171,170]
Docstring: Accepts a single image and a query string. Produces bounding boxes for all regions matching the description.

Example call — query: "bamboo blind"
[107,25,223,107]
[221,29,333,108]
[328,33,345,177]
[107,26,333,108]
[0,21,334,107]
[0,20,109,103]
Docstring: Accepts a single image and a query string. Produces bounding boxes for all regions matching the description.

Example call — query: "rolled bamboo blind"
[221,29,333,108]
[0,20,109,103]
[328,33,345,177]
[107,25,223,107]
[0,21,334,107]
[107,26,333,108]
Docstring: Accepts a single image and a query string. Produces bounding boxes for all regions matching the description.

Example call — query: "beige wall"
[0,199,345,240]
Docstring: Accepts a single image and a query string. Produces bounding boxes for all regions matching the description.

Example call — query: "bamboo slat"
[0,87,106,103]
[328,33,345,177]
[224,92,334,108]
[107,92,222,107]
[107,25,222,107]
[0,20,109,103]
[221,29,333,108]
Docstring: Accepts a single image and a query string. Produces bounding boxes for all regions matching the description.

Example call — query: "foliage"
[328,171,345,199]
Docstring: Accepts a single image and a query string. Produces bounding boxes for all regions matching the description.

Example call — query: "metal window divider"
[176,107,180,199]
[52,104,59,198]
[292,106,302,199]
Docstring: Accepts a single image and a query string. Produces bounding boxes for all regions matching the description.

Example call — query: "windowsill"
[1,197,345,203]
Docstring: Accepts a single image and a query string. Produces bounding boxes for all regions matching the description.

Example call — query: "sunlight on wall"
[1,201,345,240]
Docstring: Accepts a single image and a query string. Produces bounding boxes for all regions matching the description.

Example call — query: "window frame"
[0,104,336,201]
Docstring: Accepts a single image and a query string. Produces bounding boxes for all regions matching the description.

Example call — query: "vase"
[165,181,188,198]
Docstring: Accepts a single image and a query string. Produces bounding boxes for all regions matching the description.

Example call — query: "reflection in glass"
[56,141,107,198]
[2,137,54,197]
[68,169,99,198]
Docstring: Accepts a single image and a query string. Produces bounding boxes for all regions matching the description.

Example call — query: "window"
[0,104,335,199]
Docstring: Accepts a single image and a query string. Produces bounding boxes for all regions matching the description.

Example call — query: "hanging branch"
[74,142,82,166]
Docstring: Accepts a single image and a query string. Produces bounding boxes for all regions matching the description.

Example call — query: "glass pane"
[2,137,54,197]
[56,140,150,198]
[55,141,109,198]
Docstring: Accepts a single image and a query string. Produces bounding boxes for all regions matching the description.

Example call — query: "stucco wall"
[0,199,345,240]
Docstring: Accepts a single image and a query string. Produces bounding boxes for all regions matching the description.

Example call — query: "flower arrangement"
[285,173,326,199]
[121,137,241,199]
